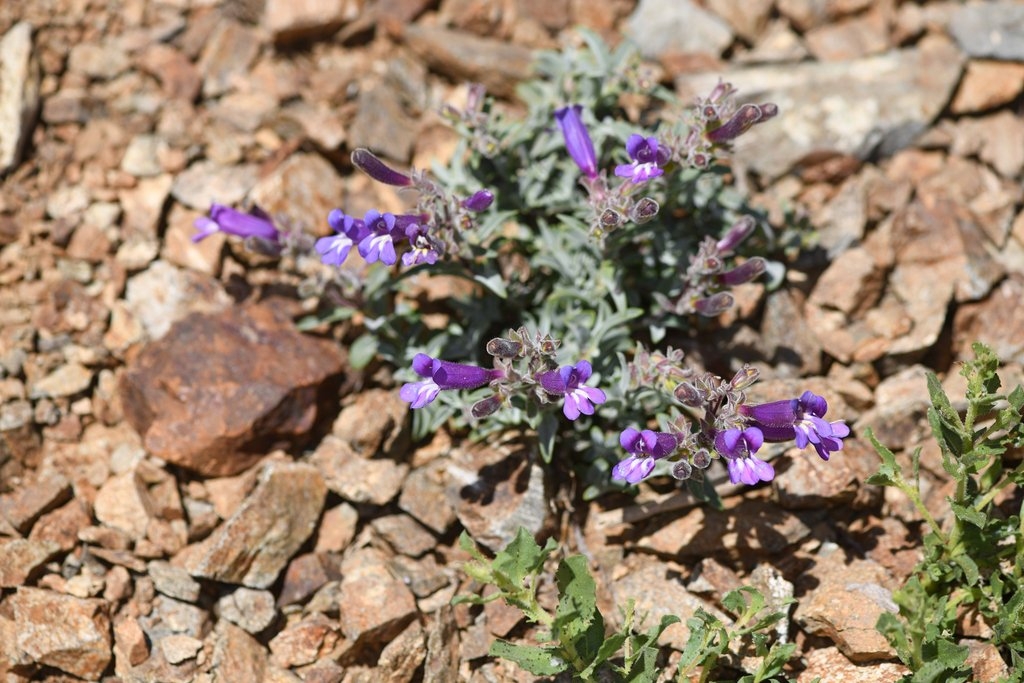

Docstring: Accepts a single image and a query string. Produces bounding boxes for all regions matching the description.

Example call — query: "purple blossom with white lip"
[192,204,279,244]
[399,353,504,409]
[714,427,774,486]
[535,360,607,420]
[316,210,368,266]
[739,390,851,461]
[612,428,679,484]
[614,134,667,184]
[358,210,398,265]
[401,223,439,267]
[554,105,598,180]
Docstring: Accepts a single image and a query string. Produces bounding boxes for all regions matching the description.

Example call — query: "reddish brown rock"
[370,514,436,558]
[178,461,327,588]
[93,469,154,540]
[794,546,898,662]
[310,436,408,506]
[277,553,338,608]
[120,303,345,476]
[338,547,418,647]
[208,620,268,682]
[113,615,149,672]
[10,587,112,680]
[612,555,730,650]
[378,619,426,683]
[0,472,70,533]
[0,538,60,587]
[268,614,342,668]
[28,497,91,551]
[137,43,201,102]
[197,19,261,98]
[332,388,410,458]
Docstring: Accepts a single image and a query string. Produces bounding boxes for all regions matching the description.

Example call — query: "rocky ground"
[0,0,1023,681]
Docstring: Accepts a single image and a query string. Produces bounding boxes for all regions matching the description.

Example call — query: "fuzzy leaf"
[488,640,569,675]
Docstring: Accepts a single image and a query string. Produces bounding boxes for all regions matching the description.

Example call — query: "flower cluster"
[611,352,850,488]
[399,329,607,423]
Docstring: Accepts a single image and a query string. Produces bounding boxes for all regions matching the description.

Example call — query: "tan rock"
[268,614,341,668]
[0,472,71,533]
[178,461,327,588]
[0,22,40,176]
[263,0,356,44]
[208,620,268,682]
[951,60,1024,114]
[310,436,408,506]
[11,587,112,680]
[93,469,154,540]
[798,646,909,682]
[113,615,150,672]
[339,547,417,647]
[0,538,60,587]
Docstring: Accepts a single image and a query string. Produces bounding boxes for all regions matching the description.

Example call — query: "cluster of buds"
[399,328,607,422]
[658,215,767,317]
[672,79,779,170]
[614,352,850,487]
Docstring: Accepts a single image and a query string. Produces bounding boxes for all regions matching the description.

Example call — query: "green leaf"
[348,333,379,369]
[492,527,556,586]
[537,411,558,464]
[473,272,509,299]
[554,555,599,639]
[949,502,986,529]
[488,640,569,675]
[864,427,901,486]
[952,552,980,587]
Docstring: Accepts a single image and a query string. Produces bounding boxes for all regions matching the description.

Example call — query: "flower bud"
[716,215,756,253]
[630,197,660,224]
[730,364,760,391]
[706,103,764,144]
[718,257,766,286]
[486,337,523,358]
[555,105,598,179]
[674,382,704,407]
[471,394,503,418]
[461,190,495,212]
[671,459,693,480]
[691,449,712,469]
[351,148,412,187]
[600,209,624,231]
[694,292,734,317]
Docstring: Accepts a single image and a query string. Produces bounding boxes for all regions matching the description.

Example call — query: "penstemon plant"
[193,31,849,501]
[867,342,1024,682]
[193,31,852,678]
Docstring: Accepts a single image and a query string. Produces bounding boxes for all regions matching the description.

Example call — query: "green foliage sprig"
[455,528,799,682]
[867,342,1024,681]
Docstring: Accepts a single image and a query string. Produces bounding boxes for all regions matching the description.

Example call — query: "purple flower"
[351,148,412,187]
[535,360,607,420]
[555,105,598,180]
[714,427,774,486]
[614,134,667,184]
[399,353,504,409]
[192,204,279,244]
[316,210,367,266]
[401,223,439,267]
[740,390,851,461]
[358,210,398,265]
[612,428,678,484]
[461,190,495,212]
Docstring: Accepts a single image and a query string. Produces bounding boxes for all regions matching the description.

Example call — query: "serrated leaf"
[553,555,600,645]
[864,428,901,486]
[949,502,986,529]
[492,527,555,586]
[488,640,569,675]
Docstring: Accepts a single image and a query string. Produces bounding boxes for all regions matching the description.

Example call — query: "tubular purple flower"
[614,134,668,184]
[461,190,495,212]
[718,257,766,286]
[399,353,504,409]
[740,390,851,460]
[706,103,765,144]
[351,148,412,187]
[694,292,734,316]
[714,427,774,486]
[555,105,598,179]
[535,360,607,420]
[716,216,756,253]
[192,204,279,244]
